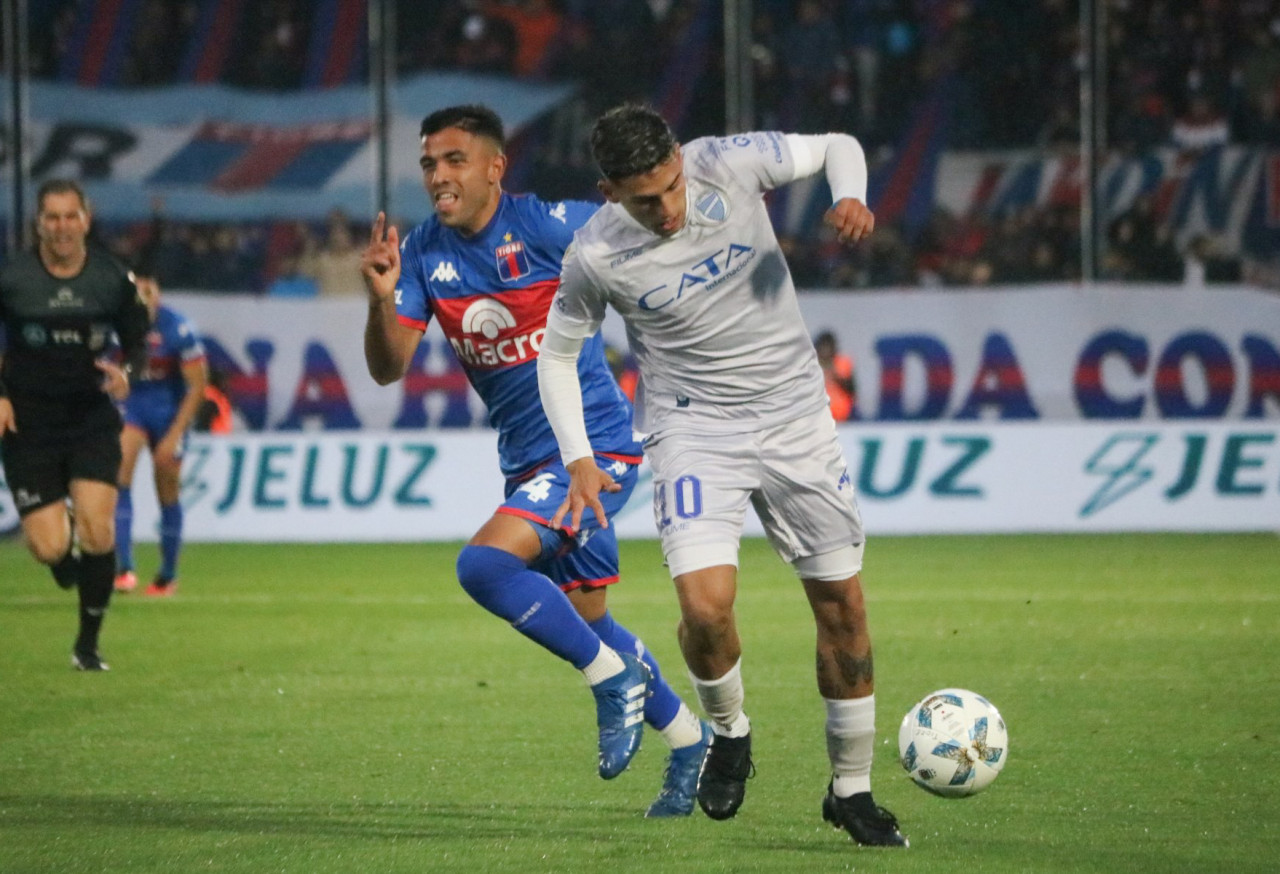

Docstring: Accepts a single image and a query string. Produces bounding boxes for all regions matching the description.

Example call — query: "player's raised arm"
[362,212,420,384]
[782,133,874,245]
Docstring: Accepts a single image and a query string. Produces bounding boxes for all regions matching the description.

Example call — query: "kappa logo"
[431,261,460,283]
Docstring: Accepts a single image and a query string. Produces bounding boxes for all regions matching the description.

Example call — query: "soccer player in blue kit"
[113,276,208,596]
[360,104,711,815]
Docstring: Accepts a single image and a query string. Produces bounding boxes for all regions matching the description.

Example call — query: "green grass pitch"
[1,534,1277,873]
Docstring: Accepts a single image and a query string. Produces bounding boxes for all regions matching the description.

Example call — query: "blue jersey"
[396,192,640,478]
[126,304,206,411]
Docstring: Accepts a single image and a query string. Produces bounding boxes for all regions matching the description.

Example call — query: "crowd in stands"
[9,0,1280,290]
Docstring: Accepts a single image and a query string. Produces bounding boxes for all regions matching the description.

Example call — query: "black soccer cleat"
[71,649,110,672]
[821,784,908,847]
[696,731,753,820]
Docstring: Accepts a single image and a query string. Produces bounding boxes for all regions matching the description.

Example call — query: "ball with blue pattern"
[898,688,1008,797]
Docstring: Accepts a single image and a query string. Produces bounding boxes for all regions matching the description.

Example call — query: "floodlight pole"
[1080,0,1107,283]
[3,0,31,254]
[369,0,395,219]
[723,0,754,133]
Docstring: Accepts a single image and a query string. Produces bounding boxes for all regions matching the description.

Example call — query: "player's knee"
[678,599,734,638]
[455,544,525,600]
[76,516,116,555]
[28,538,70,566]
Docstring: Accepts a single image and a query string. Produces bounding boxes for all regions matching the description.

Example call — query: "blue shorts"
[497,455,640,592]
[122,394,188,457]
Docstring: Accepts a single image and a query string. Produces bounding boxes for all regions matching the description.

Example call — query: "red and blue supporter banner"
[150,121,372,191]
[304,0,367,89]
[868,76,955,237]
[5,74,578,222]
[178,0,248,84]
[58,0,144,86]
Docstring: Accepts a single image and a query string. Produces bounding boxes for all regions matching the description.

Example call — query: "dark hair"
[590,103,678,181]
[36,179,88,212]
[420,104,505,149]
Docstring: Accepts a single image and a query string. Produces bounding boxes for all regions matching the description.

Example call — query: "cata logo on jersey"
[637,243,756,311]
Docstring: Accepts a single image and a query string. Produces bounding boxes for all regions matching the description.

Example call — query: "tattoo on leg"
[817,649,875,694]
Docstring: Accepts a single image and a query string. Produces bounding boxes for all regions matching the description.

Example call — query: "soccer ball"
[898,688,1008,797]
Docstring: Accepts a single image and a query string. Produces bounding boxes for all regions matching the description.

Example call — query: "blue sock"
[589,611,681,730]
[115,487,133,573]
[158,502,183,580]
[456,545,603,669]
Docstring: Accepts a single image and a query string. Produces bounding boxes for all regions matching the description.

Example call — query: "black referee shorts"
[0,396,122,517]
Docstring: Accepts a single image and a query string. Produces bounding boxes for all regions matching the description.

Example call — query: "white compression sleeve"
[537,307,595,465]
[783,132,868,203]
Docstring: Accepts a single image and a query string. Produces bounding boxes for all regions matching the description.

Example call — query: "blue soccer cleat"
[592,652,651,779]
[646,719,714,817]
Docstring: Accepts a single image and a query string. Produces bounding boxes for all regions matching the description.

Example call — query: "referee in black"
[0,179,149,671]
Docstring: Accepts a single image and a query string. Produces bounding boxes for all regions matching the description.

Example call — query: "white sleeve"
[538,308,595,465]
[537,245,604,465]
[783,133,868,203]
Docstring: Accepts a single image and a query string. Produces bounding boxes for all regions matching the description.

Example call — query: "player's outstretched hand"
[825,197,875,245]
[361,212,401,303]
[96,360,130,401]
[0,398,16,435]
[552,457,623,532]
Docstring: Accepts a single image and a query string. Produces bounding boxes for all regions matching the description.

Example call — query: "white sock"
[690,659,751,737]
[826,694,875,797]
[581,643,626,686]
[658,702,705,749]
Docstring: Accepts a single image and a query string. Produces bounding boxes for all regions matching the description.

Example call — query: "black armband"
[0,373,7,399]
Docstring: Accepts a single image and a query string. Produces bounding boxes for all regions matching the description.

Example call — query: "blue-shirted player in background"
[361,104,711,815]
[114,276,208,597]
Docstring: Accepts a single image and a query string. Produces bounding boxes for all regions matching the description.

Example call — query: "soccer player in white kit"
[537,104,907,847]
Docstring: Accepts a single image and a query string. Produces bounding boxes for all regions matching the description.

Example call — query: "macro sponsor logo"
[637,243,756,311]
[447,297,544,368]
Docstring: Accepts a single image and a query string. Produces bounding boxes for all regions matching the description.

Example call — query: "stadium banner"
[162,283,1280,433]
[0,73,575,222]
[4,422,1274,540]
[4,72,1276,258]
[773,145,1280,260]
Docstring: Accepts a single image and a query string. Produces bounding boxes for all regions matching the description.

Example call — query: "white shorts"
[646,408,865,579]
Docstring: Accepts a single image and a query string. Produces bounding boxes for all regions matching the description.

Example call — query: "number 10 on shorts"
[656,475,703,529]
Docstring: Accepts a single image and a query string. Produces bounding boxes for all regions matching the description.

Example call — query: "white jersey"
[554,132,829,435]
